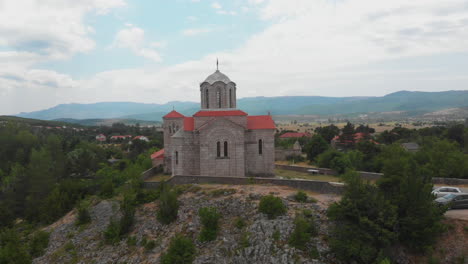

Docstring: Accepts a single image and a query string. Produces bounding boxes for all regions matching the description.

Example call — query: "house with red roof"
[160,67,276,177]
[133,135,149,142]
[331,132,378,149]
[150,149,165,167]
[279,132,311,139]
[110,135,132,141]
[96,134,107,142]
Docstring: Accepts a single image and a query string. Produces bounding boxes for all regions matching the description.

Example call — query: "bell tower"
[200,61,237,110]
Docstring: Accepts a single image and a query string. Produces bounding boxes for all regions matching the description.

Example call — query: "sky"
[1,0,468,115]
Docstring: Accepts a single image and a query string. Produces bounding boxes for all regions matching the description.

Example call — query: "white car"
[432,186,462,198]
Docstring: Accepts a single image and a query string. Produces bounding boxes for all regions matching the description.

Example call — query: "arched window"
[229,89,232,108]
[224,141,228,157]
[169,126,172,134]
[205,89,209,108]
[175,151,179,165]
[216,141,221,157]
[258,139,263,155]
[217,89,221,108]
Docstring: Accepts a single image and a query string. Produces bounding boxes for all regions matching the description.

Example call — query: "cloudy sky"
[1,0,468,115]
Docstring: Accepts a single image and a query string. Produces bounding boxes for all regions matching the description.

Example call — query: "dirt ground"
[196,183,341,209]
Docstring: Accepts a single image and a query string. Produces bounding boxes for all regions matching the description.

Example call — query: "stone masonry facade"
[162,68,276,177]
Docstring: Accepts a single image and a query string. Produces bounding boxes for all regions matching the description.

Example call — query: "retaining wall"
[143,175,344,195]
[275,164,468,185]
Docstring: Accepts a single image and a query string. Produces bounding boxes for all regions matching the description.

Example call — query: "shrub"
[272,229,280,241]
[145,240,156,251]
[198,207,221,242]
[0,228,32,264]
[288,214,317,250]
[293,191,308,203]
[126,236,137,247]
[160,234,196,264]
[103,218,121,245]
[29,230,50,258]
[157,186,179,225]
[76,201,91,226]
[258,195,287,219]
[239,232,250,249]
[234,217,246,229]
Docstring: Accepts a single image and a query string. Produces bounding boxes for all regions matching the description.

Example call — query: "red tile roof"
[151,149,165,160]
[163,110,184,118]
[184,117,194,131]
[247,115,276,130]
[279,132,311,138]
[193,110,248,117]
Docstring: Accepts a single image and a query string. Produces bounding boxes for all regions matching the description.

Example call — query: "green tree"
[25,148,55,222]
[328,171,397,263]
[304,134,329,161]
[314,125,340,142]
[378,149,446,252]
[0,228,32,264]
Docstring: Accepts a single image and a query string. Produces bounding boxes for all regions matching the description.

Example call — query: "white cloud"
[211,2,222,9]
[0,0,125,60]
[182,28,213,36]
[113,25,163,62]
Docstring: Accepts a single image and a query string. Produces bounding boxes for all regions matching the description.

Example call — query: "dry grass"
[275,169,341,182]
[145,174,171,182]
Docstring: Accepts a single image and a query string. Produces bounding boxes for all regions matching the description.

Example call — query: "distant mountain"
[17,101,198,120]
[54,118,161,126]
[16,90,468,121]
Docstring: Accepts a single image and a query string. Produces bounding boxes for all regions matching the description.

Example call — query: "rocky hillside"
[33,184,467,264]
[33,184,336,264]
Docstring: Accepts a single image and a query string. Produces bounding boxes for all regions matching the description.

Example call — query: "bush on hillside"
[28,230,50,258]
[160,234,196,264]
[198,207,221,242]
[258,195,287,219]
[288,213,318,250]
[157,186,179,225]
[293,191,308,203]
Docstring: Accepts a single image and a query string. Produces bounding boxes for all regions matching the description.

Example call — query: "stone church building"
[160,68,276,177]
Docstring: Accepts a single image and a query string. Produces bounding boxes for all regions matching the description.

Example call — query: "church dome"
[202,70,233,85]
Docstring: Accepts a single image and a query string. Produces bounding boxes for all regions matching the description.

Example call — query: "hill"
[16,90,468,121]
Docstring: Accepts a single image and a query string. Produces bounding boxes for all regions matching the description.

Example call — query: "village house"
[95,134,106,142]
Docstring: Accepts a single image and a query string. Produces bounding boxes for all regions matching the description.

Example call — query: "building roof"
[247,115,276,130]
[110,135,132,139]
[133,135,148,140]
[151,149,165,160]
[279,132,311,138]
[202,70,233,85]
[401,142,420,151]
[163,110,185,118]
[184,117,194,131]
[193,110,248,117]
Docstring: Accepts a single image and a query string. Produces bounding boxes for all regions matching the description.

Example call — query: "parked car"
[431,186,462,198]
[435,193,468,209]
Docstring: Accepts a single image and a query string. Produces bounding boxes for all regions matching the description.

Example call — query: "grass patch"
[275,169,340,182]
[209,188,236,197]
[144,174,171,182]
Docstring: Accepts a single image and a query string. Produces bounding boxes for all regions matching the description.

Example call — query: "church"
[159,66,276,177]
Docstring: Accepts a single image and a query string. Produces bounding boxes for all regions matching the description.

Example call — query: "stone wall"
[275,164,468,185]
[143,175,344,194]
[245,129,275,177]
[275,149,302,161]
[199,119,245,177]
